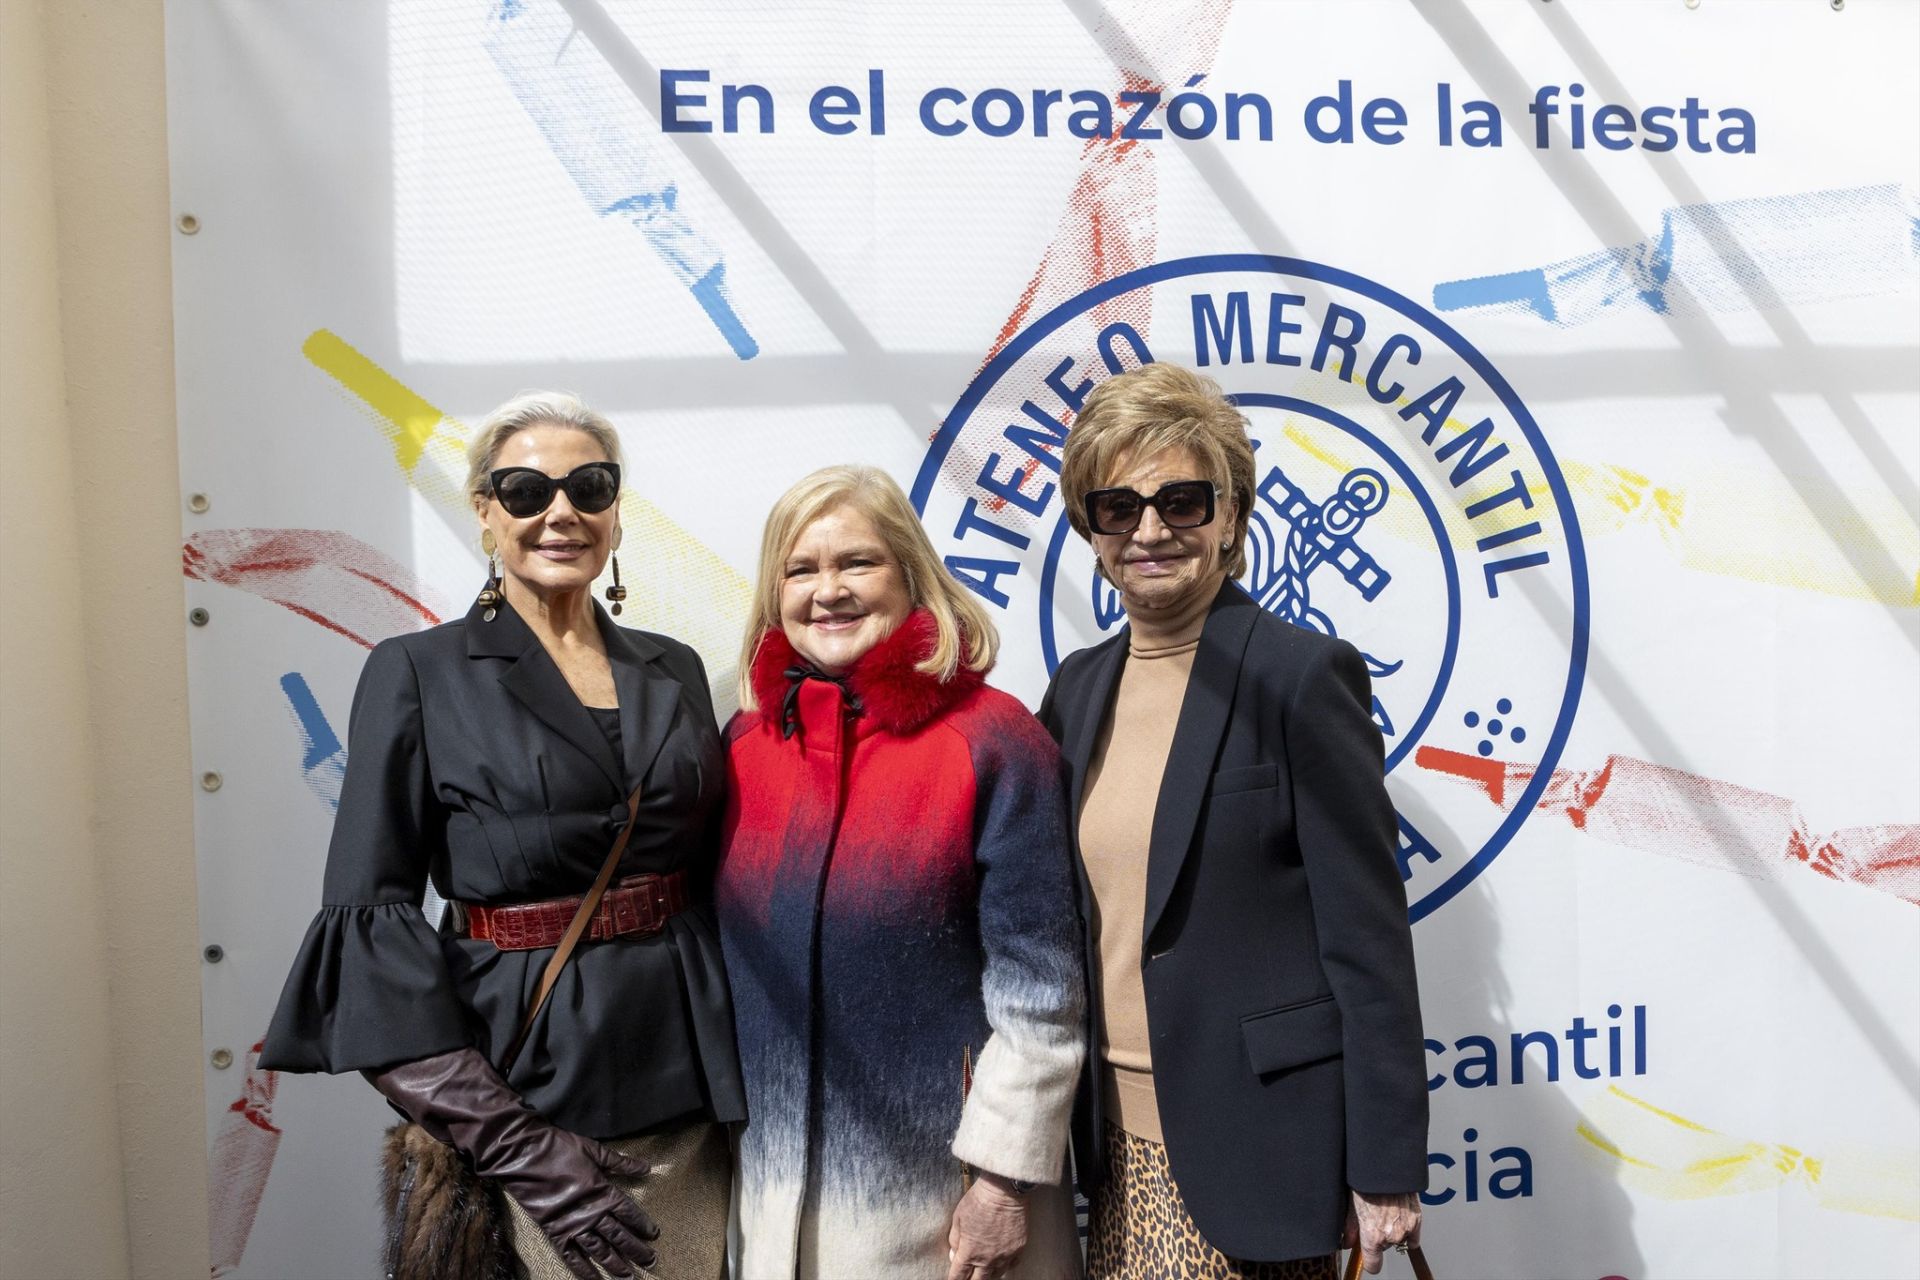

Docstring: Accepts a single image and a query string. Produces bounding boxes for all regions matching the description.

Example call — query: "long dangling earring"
[477,528,502,621]
[605,525,627,616]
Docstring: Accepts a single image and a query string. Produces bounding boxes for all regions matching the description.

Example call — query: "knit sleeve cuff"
[950,1028,1083,1185]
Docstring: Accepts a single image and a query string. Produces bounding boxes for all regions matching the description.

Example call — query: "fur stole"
[748,608,988,736]
[378,1121,515,1280]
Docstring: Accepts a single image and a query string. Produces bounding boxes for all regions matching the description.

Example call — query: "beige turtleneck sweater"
[1077,578,1216,1144]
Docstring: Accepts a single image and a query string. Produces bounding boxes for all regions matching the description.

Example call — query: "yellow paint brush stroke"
[301,330,449,474]
[303,328,752,711]
[1285,375,1918,606]
[1577,1085,1920,1221]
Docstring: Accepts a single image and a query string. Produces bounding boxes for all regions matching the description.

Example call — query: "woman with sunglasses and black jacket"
[1040,364,1428,1280]
[261,392,745,1280]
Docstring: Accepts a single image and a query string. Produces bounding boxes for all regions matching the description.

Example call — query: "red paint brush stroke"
[207,1041,281,1275]
[184,529,443,648]
[1418,745,1920,906]
[939,2,1235,513]
[946,117,1159,515]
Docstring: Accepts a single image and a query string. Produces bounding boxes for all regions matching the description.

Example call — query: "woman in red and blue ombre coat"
[718,466,1086,1280]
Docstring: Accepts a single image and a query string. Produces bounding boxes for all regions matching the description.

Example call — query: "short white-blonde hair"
[465,391,623,507]
[737,465,998,711]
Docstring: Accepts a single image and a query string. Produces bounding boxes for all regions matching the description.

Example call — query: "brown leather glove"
[366,1047,658,1280]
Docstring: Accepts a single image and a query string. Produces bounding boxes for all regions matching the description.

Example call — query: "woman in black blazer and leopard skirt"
[1039,363,1428,1279]
[261,392,744,1280]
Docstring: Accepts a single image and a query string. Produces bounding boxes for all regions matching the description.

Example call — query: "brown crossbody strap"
[499,782,644,1074]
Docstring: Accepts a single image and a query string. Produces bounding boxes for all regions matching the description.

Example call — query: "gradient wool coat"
[718,612,1086,1280]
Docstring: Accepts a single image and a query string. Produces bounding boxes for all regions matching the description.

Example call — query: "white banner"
[167,2,1920,1276]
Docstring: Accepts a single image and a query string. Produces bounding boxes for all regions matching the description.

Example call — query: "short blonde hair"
[465,391,624,507]
[1060,363,1255,579]
[737,466,998,711]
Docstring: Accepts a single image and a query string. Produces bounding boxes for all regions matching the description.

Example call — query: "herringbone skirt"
[1087,1123,1335,1280]
[505,1119,729,1280]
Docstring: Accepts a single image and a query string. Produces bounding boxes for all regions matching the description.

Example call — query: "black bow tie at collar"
[781,664,864,739]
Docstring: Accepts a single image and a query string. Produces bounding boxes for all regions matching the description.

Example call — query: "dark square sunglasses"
[1084,479,1216,536]
[487,461,622,518]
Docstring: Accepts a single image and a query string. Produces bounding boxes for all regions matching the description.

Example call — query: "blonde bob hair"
[1060,363,1256,580]
[737,465,998,712]
[465,391,624,508]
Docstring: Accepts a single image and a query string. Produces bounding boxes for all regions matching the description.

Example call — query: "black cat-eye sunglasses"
[487,461,622,518]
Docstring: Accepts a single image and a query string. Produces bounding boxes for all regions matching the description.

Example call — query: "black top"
[587,704,623,753]
[1039,579,1426,1262]
[260,598,748,1139]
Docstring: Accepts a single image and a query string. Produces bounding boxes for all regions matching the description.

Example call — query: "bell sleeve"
[950,699,1088,1185]
[258,637,472,1073]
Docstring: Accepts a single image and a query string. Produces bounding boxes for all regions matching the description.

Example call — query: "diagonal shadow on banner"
[1068,0,1920,1127]
[405,344,1920,409]
[1421,870,1647,1275]
[1325,0,1920,1120]
[1483,555,1920,1113]
[1418,1,1916,655]
[1062,0,1916,610]
[424,353,961,410]
[1086,0,1920,1107]
[1527,2,1919,515]
[1413,0,1920,1109]
[410,2,1915,619]
[552,0,941,434]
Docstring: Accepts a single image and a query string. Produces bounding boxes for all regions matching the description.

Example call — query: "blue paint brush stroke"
[280,672,444,925]
[280,672,346,811]
[1435,184,1919,326]
[485,0,759,359]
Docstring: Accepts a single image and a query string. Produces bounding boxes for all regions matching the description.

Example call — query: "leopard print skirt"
[1086,1123,1336,1280]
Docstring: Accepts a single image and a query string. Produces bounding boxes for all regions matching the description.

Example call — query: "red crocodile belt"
[461,871,688,952]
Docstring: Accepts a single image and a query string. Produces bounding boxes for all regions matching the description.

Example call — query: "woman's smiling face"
[478,423,618,602]
[1090,446,1234,613]
[778,504,912,674]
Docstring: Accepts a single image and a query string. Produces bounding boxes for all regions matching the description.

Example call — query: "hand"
[1340,1189,1420,1276]
[487,1124,659,1280]
[366,1047,660,1279]
[945,1174,1030,1280]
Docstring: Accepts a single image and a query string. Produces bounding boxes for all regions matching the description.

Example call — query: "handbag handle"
[499,782,644,1074]
[1342,1240,1434,1280]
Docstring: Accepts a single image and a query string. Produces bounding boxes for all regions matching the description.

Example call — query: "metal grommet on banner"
[1830,0,1843,9]
[203,944,225,964]
[201,771,223,792]
[189,607,210,627]
[210,1048,233,1070]
[177,213,200,235]
[187,492,210,514]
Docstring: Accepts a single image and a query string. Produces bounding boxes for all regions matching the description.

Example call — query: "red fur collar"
[749,609,987,735]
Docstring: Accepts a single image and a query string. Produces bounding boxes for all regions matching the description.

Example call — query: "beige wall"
[0,1,209,1276]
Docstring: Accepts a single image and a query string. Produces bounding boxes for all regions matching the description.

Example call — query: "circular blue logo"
[913,255,1589,921]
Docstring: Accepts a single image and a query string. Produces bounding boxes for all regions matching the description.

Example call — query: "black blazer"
[261,598,747,1140]
[1038,580,1427,1261]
